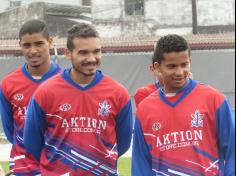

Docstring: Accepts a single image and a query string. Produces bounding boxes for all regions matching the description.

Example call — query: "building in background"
[0,1,91,39]
[92,0,235,37]
[0,0,234,38]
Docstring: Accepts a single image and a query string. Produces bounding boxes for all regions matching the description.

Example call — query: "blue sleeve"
[115,100,133,157]
[216,99,235,176]
[23,98,46,161]
[132,118,155,176]
[0,89,14,144]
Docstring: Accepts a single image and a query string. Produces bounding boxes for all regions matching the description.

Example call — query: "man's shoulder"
[103,75,128,92]
[1,66,23,83]
[136,83,157,95]
[35,73,63,92]
[137,91,160,109]
[194,82,226,108]
[196,82,224,98]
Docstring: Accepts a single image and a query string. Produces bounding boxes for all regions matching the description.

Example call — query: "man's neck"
[163,79,190,95]
[27,61,51,77]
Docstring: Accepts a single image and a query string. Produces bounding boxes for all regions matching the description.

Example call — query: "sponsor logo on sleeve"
[14,93,24,101]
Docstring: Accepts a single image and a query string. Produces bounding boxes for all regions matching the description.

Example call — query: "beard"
[72,60,99,77]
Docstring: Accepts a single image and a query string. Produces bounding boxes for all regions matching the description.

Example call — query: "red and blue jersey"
[24,69,133,176]
[134,81,160,107]
[132,79,235,176]
[0,62,61,175]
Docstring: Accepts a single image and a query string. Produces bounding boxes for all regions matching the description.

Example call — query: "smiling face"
[19,32,52,69]
[154,50,191,93]
[66,37,102,83]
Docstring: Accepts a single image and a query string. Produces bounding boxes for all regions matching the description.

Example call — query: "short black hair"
[19,19,50,40]
[152,34,191,64]
[67,23,100,51]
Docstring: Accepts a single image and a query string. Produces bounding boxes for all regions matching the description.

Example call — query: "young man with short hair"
[24,23,133,175]
[132,34,235,176]
[0,19,61,175]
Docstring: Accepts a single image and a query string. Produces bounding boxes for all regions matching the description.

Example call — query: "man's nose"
[29,46,37,54]
[87,52,97,61]
[175,67,184,75]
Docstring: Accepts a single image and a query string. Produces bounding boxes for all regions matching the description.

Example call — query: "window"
[125,0,144,16]
[82,0,91,6]
[10,0,21,8]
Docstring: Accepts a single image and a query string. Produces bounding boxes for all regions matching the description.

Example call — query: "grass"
[118,157,131,176]
[0,161,9,173]
[0,158,131,176]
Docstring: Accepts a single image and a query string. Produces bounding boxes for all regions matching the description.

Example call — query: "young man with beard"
[0,19,61,175]
[23,23,133,175]
[132,34,235,176]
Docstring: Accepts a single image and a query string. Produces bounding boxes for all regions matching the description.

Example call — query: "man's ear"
[153,62,161,73]
[48,37,54,48]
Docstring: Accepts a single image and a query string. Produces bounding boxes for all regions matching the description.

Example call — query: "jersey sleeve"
[23,96,46,161]
[132,117,155,176]
[216,99,235,175]
[0,84,14,144]
[116,100,133,157]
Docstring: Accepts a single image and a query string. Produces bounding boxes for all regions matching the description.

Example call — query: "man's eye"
[168,65,175,68]
[93,49,101,54]
[79,51,88,55]
[23,44,31,48]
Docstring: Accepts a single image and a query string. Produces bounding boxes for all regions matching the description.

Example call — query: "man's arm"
[0,88,14,144]
[132,118,155,176]
[24,98,46,161]
[216,99,235,175]
[115,100,133,157]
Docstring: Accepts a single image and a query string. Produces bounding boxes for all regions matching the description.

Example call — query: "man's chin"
[83,72,96,77]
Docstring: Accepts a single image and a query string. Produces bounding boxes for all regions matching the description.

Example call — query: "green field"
[118,157,131,176]
[0,157,131,176]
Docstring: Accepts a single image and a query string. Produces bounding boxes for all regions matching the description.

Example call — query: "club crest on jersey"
[98,100,111,117]
[152,122,162,131]
[191,110,204,128]
[14,93,24,101]
[59,103,72,112]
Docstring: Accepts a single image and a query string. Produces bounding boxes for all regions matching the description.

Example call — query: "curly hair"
[152,34,191,64]
[67,23,100,51]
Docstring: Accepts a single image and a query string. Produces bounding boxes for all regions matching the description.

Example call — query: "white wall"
[197,0,235,26]
[145,0,192,27]
[22,0,82,6]
[92,0,123,20]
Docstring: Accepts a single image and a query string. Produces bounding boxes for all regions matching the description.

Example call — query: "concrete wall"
[197,0,235,26]
[146,0,192,27]
[45,16,86,38]
[21,0,83,6]
[92,0,235,37]
[0,2,91,39]
[92,0,122,20]
[0,2,45,39]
